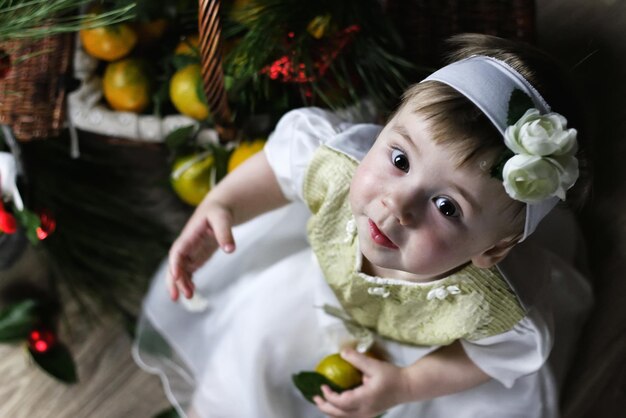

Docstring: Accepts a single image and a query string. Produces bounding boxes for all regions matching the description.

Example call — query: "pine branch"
[0,0,135,40]
[221,0,416,116]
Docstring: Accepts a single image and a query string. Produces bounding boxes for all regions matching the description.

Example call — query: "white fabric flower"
[504,109,577,157]
[427,285,461,301]
[500,108,579,203]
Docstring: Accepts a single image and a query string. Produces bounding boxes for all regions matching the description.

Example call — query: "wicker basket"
[0,32,74,141]
[385,0,536,68]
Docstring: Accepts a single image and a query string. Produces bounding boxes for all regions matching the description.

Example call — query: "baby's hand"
[313,349,410,418]
[167,202,236,301]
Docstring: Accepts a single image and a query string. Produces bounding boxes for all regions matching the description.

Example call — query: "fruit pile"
[76,7,269,207]
[170,138,266,206]
[79,17,209,121]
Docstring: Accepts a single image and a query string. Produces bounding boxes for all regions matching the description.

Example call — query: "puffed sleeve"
[460,307,553,389]
[264,107,353,202]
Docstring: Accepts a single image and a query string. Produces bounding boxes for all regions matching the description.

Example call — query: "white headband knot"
[422,55,579,240]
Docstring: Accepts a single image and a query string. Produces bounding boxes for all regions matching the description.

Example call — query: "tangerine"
[134,19,169,45]
[171,152,214,206]
[169,64,210,120]
[315,353,362,390]
[174,35,200,57]
[80,23,137,61]
[103,58,151,113]
[227,139,266,173]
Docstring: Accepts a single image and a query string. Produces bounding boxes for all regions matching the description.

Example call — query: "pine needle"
[0,0,135,40]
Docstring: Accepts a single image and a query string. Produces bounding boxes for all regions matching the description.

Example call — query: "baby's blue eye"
[433,197,459,217]
[391,148,409,172]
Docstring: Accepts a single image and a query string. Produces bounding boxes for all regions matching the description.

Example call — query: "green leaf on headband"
[507,89,534,126]
[490,149,515,181]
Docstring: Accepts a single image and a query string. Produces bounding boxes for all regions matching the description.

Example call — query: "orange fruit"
[103,58,151,113]
[134,19,169,45]
[169,64,210,120]
[171,152,214,206]
[227,138,266,173]
[175,35,200,56]
[315,353,362,389]
[80,23,137,61]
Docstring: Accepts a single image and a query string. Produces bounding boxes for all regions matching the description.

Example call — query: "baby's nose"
[383,188,422,226]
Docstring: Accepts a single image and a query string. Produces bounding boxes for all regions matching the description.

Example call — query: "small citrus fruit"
[80,23,137,61]
[315,353,362,390]
[103,58,151,113]
[170,64,210,120]
[175,35,200,56]
[227,138,266,173]
[134,19,169,45]
[170,152,214,206]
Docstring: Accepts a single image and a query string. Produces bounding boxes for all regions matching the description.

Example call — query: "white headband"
[422,55,578,240]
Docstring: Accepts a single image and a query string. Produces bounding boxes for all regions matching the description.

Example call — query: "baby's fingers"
[167,264,194,301]
[313,394,352,418]
[320,385,361,411]
[206,209,236,253]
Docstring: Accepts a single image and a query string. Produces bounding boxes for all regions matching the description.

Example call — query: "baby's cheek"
[350,171,376,203]
[406,230,456,273]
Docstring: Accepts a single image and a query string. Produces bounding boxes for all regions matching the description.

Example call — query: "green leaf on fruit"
[0,299,38,342]
[30,343,77,384]
[292,371,345,403]
[13,206,40,244]
[153,406,181,418]
[171,54,200,71]
[165,125,197,151]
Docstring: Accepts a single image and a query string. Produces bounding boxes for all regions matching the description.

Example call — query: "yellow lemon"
[315,353,362,390]
[227,138,266,173]
[80,23,137,61]
[103,58,151,113]
[170,152,214,206]
[170,64,210,120]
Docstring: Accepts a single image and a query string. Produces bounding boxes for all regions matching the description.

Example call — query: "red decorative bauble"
[0,210,17,234]
[28,328,57,354]
[36,209,57,240]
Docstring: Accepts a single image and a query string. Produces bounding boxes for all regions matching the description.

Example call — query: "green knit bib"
[304,146,525,347]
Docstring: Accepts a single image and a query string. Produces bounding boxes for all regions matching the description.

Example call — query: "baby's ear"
[471,236,519,268]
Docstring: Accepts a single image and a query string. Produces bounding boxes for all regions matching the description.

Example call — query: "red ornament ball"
[28,328,56,353]
[0,210,17,234]
[36,209,57,240]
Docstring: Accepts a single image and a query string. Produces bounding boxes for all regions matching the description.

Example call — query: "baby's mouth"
[368,219,398,249]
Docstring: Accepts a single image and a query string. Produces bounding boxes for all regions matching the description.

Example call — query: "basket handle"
[198,0,236,141]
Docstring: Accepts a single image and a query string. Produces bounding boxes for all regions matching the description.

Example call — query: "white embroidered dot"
[446,285,461,295]
[367,286,390,298]
[344,218,357,243]
[427,285,461,301]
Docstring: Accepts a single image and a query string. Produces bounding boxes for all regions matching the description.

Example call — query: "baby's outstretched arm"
[313,341,490,417]
[167,151,289,301]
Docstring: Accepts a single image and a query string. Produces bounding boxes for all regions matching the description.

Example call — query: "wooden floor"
[1,0,625,417]
[0,247,170,418]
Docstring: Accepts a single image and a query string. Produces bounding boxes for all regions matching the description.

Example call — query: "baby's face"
[349,105,520,282]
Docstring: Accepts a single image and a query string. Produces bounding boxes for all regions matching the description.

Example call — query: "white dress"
[133,108,593,418]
